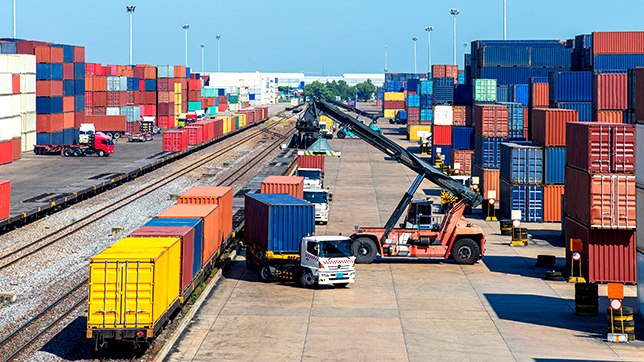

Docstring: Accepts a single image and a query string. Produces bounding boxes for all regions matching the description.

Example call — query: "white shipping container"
[637,125,644,187]
[0,95,12,118]
[22,112,36,133]
[22,130,35,152]
[11,115,21,138]
[638,251,644,315]
[24,74,35,93]
[0,73,11,95]
[0,54,19,73]
[11,94,20,117]
[228,103,239,112]
[20,54,36,74]
[433,105,454,126]
[0,117,12,141]
[106,107,120,115]
[20,93,35,114]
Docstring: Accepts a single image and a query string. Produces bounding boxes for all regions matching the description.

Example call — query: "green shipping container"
[473,79,497,102]
[188,101,202,112]
[229,95,239,103]
[234,116,239,129]
[201,88,206,97]
[208,106,217,115]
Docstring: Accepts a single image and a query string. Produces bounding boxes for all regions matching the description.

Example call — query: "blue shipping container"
[530,48,572,67]
[475,135,506,169]
[452,126,474,150]
[398,110,407,120]
[144,79,156,91]
[432,145,452,165]
[454,84,472,104]
[593,54,644,71]
[548,71,592,102]
[36,63,51,80]
[145,218,203,278]
[36,97,63,114]
[544,147,565,185]
[408,79,420,93]
[36,132,50,145]
[420,95,433,108]
[50,64,63,80]
[500,142,543,184]
[510,84,529,105]
[480,67,530,85]
[50,131,63,145]
[420,109,432,122]
[407,94,420,108]
[245,193,315,254]
[499,180,543,222]
[63,45,74,63]
[62,128,77,145]
[458,72,465,85]
[529,67,552,79]
[433,86,454,104]
[479,46,531,67]
[554,102,592,122]
[63,80,74,97]
[74,95,85,112]
[74,62,85,79]
[499,102,524,132]
[529,77,548,84]
[434,77,454,87]
[74,79,85,96]
[497,86,510,102]
[0,42,17,54]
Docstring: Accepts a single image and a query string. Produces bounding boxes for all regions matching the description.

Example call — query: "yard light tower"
[183,24,190,67]
[13,0,16,38]
[450,8,460,66]
[503,0,507,40]
[424,26,433,74]
[201,44,205,73]
[216,34,221,72]
[126,6,136,65]
[384,45,388,73]
[412,37,418,73]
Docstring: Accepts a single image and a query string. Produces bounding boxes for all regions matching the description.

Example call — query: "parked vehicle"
[303,189,331,224]
[297,168,323,189]
[35,131,114,157]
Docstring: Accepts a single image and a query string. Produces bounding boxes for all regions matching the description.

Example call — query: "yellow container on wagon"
[235,113,247,127]
[407,123,433,141]
[87,237,181,336]
[384,92,404,101]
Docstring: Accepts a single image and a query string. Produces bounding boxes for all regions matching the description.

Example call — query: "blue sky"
[3,1,644,75]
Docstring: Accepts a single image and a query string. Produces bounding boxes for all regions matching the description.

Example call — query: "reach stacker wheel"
[337,130,346,139]
[451,238,480,265]
[352,237,377,264]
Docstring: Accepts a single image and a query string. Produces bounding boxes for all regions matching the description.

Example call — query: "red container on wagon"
[163,129,189,152]
[129,226,195,292]
[593,72,627,110]
[212,119,223,138]
[260,176,304,199]
[565,216,636,284]
[433,125,452,146]
[184,126,204,145]
[298,155,325,173]
[0,180,10,220]
[592,31,644,55]
[566,122,635,174]
[451,149,473,175]
[565,166,636,229]
[543,185,565,222]
[531,108,577,147]
[474,104,509,137]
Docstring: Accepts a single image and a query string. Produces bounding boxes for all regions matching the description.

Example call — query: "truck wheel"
[451,238,480,265]
[113,133,120,139]
[63,148,73,157]
[258,265,271,282]
[298,270,316,288]
[352,237,377,264]
[335,283,349,288]
[337,130,346,139]
[73,149,83,157]
[97,150,105,157]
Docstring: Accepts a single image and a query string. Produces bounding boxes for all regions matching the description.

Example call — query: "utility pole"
[384,45,388,73]
[183,24,190,67]
[216,35,221,72]
[126,6,136,65]
[504,0,507,40]
[412,37,418,73]
[450,9,460,66]
[425,27,433,74]
[201,44,205,73]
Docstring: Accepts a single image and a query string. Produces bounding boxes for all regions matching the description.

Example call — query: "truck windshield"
[320,240,353,258]
[303,191,327,204]
[297,170,321,180]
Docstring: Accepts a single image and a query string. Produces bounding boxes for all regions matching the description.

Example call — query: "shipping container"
[500,180,543,222]
[433,105,453,125]
[87,237,181,331]
[474,104,509,137]
[637,125,644,185]
[531,108,577,147]
[260,176,304,199]
[499,102,524,134]
[143,218,203,278]
[432,145,452,165]
[548,71,592,103]
[554,102,593,122]
[473,79,497,102]
[544,147,566,185]
[478,46,530,67]
[565,216,636,284]
[480,67,530,85]
[177,186,233,246]
[543,185,565,222]
[432,125,452,146]
[529,82,549,108]
[156,204,221,266]
[510,84,529,106]
[451,149,473,175]
[163,129,189,152]
[531,48,572,67]
[637,252,644,312]
[244,193,315,254]
[475,135,505,169]
[565,167,635,229]
[407,123,432,141]
[500,142,543,184]
[452,105,469,126]
[451,126,474,150]
[592,31,644,55]
[593,72,627,110]
[566,122,635,174]
[595,110,623,123]
[473,164,500,201]
[0,180,9,220]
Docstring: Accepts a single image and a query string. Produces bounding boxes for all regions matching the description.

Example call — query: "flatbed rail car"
[0,114,272,234]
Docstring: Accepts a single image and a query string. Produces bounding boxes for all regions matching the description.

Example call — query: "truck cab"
[303,189,331,224]
[79,124,96,145]
[297,168,323,189]
[93,132,115,156]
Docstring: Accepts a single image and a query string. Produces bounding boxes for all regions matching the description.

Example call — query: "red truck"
[34,132,114,157]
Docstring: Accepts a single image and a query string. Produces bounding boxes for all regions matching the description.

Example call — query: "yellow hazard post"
[568,239,586,283]
[485,191,497,221]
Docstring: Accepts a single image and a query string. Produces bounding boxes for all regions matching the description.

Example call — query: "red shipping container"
[16,40,48,55]
[451,149,473,175]
[35,46,63,63]
[0,180,10,219]
[260,176,304,199]
[126,121,140,134]
[63,97,74,113]
[407,107,420,122]
[529,82,549,108]
[298,155,325,173]
[543,185,564,222]
[531,108,577,147]
[452,106,469,126]
[194,121,212,141]
[12,138,20,161]
[184,125,204,145]
[93,92,106,107]
[565,166,635,229]
[474,104,509,137]
[12,75,19,94]
[73,46,85,62]
[473,163,500,201]
[566,122,635,174]
[218,103,226,112]
[213,119,223,137]
[0,141,11,165]
[383,100,405,109]
[36,114,63,133]
[433,125,452,145]
[163,129,189,152]
[592,31,644,55]
[157,116,173,129]
[565,216,636,284]
[128,226,195,293]
[85,92,93,107]
[63,112,74,129]
[36,80,63,97]
[74,111,85,129]
[85,115,127,133]
[63,63,74,80]
[595,110,623,123]
[593,73,627,110]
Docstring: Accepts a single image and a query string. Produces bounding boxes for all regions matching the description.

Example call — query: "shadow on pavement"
[482,255,566,279]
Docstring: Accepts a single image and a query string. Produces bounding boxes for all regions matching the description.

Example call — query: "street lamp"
[503,0,507,40]
[412,37,418,73]
[126,6,136,65]
[200,44,205,73]
[384,45,388,73]
[216,34,221,72]
[424,27,433,74]
[182,24,189,67]
[13,0,16,38]
[450,8,460,66]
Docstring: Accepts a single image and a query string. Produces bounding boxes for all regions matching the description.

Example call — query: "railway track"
[0,122,295,361]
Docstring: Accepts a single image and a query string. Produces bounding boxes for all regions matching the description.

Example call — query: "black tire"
[73,149,83,157]
[258,265,271,282]
[63,148,73,157]
[337,130,346,139]
[113,132,121,139]
[97,150,105,157]
[352,237,377,264]
[451,238,480,265]
[335,283,349,288]
[298,269,316,288]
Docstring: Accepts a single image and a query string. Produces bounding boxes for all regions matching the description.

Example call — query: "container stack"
[187,76,203,112]
[472,103,508,204]
[548,71,593,123]
[499,142,543,222]
[156,65,174,129]
[593,72,627,123]
[572,32,644,73]
[636,75,644,308]
[565,122,636,284]
[0,53,36,164]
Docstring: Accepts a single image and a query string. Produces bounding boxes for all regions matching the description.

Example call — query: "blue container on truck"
[548,71,592,103]
[553,102,592,122]
[510,84,529,105]
[36,133,50,145]
[245,194,315,254]
[432,145,451,165]
[398,110,407,120]
[62,128,77,145]
[452,126,474,150]
[475,135,505,169]
[543,147,565,185]
[500,142,543,184]
[499,179,543,222]
[145,218,203,278]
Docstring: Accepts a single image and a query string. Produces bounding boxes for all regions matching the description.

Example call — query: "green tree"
[356,79,376,101]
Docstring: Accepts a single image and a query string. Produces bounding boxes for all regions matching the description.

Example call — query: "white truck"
[297,168,323,190]
[303,189,331,224]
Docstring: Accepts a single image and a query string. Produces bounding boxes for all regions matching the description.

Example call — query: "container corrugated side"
[451,126,474,150]
[637,252,644,312]
[592,31,644,55]
[548,71,592,103]
[499,179,543,222]
[88,237,181,329]
[593,73,627,110]
[565,166,635,229]
[500,142,543,184]
[433,125,452,146]
[554,102,592,122]
[177,186,233,245]
[298,155,325,173]
[451,149,473,175]
[544,147,565,185]
[565,216,636,284]
[531,108,577,147]
[407,123,432,141]
[0,180,9,220]
[473,163,500,201]
[474,135,504,169]
[637,125,644,186]
[261,176,304,199]
[245,193,314,254]
[566,122,635,174]
[474,104,509,137]
[637,187,644,249]
[143,218,203,278]
[479,46,530,67]
[529,82,549,108]
[543,185,565,222]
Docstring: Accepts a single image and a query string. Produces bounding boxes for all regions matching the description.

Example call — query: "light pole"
[200,44,205,73]
[412,37,418,73]
[13,0,16,38]
[216,34,221,72]
[384,45,388,73]
[424,27,433,74]
[503,0,507,40]
[450,9,460,66]
[182,24,189,67]
[126,6,136,65]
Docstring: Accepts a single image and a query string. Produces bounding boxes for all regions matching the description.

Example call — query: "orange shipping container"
[177,186,233,247]
[530,82,549,108]
[452,106,469,126]
[473,163,499,201]
[531,108,577,147]
[592,31,644,55]
[261,176,304,199]
[451,149,473,175]
[156,204,221,267]
[543,185,565,222]
[475,104,509,137]
[595,110,623,123]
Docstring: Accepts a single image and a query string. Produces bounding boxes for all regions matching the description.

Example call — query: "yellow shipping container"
[87,237,181,332]
[384,92,404,101]
[222,117,230,134]
[407,123,433,141]
[384,109,401,118]
[320,115,334,130]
